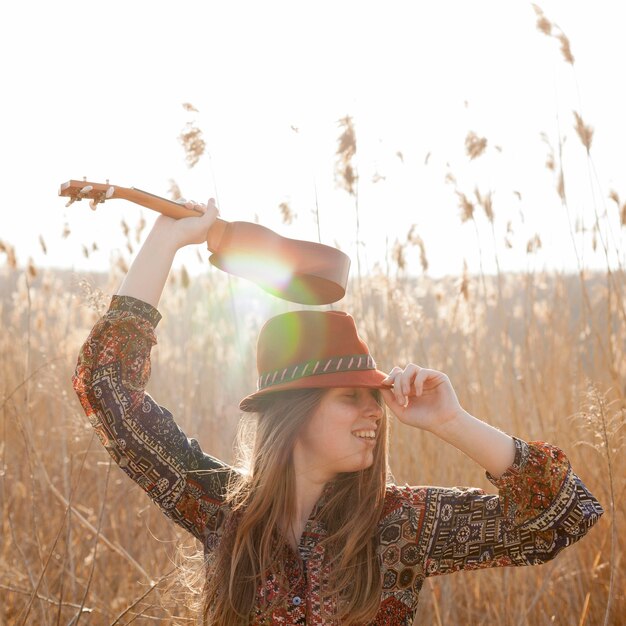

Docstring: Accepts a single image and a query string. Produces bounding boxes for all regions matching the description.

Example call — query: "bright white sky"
[1,0,624,281]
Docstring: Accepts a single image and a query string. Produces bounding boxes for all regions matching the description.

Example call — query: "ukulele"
[59,179,350,305]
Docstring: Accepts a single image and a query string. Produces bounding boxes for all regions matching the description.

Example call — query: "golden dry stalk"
[608,190,626,226]
[0,240,17,268]
[526,233,542,254]
[392,240,406,271]
[536,15,552,35]
[169,179,183,202]
[532,3,552,35]
[416,238,428,273]
[179,122,206,168]
[456,191,475,223]
[27,258,37,279]
[573,111,594,154]
[445,171,457,186]
[557,33,575,65]
[505,221,514,250]
[340,164,357,195]
[465,131,488,160]
[407,225,428,273]
[121,219,130,239]
[278,202,295,225]
[540,132,556,171]
[557,171,565,202]
[474,188,494,223]
[532,5,575,65]
[335,115,358,195]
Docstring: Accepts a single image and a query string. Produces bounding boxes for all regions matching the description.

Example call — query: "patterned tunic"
[72,296,604,625]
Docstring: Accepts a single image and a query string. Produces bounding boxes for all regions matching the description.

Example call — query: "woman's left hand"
[380,364,464,432]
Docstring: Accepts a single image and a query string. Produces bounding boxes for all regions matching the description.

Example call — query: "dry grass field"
[1,9,624,623]
[0,261,623,625]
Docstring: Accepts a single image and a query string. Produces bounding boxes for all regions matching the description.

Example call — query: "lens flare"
[209,250,342,304]
[218,251,293,291]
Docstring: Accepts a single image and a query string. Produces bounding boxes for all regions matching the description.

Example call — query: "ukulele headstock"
[59,179,116,209]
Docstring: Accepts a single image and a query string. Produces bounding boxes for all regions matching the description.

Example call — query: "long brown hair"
[202,388,390,625]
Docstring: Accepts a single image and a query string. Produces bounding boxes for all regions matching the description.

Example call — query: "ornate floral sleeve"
[72,295,233,544]
[376,439,602,620]
[420,437,603,576]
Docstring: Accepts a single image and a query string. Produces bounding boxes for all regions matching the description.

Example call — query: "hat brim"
[239,368,392,412]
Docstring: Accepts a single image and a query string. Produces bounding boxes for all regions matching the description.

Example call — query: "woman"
[73,199,603,625]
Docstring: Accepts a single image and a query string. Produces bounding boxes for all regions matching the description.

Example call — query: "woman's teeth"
[352,430,376,439]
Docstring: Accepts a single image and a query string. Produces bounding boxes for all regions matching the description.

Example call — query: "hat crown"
[256,310,369,376]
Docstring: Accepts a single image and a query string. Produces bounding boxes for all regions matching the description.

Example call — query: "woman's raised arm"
[117,198,218,306]
[72,198,232,544]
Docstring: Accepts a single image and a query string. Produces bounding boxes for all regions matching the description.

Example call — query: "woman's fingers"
[382,366,404,405]
[381,366,402,384]
[182,199,206,214]
[382,363,426,406]
[383,365,413,406]
[175,197,218,217]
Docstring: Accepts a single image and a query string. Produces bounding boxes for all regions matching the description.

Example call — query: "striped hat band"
[257,353,376,391]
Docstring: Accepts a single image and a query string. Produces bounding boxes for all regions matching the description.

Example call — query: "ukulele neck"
[123,187,227,251]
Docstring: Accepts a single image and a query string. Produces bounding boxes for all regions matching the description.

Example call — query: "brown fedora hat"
[239,310,391,412]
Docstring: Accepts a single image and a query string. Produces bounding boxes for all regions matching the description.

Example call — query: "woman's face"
[293,387,383,481]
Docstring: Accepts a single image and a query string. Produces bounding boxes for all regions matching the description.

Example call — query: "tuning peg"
[106,186,115,198]
[65,197,77,208]
[89,199,99,210]
[79,185,94,195]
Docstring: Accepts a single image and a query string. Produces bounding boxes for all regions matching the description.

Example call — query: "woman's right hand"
[117,198,220,307]
[152,197,220,250]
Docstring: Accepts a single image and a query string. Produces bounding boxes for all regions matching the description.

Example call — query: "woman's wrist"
[427,408,473,439]
[149,216,188,252]
[428,409,516,478]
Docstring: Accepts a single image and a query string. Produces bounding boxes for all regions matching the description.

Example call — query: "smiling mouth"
[352,430,376,440]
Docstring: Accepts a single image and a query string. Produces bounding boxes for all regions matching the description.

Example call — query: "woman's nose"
[363,395,382,419]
